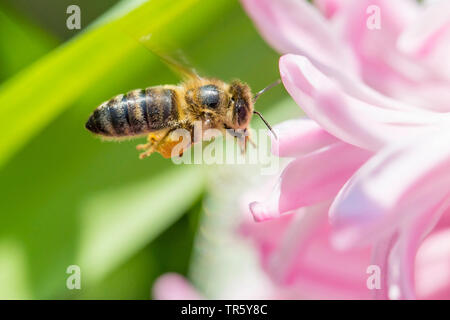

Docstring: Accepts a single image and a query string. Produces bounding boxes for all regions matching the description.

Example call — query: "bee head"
[228,80,253,129]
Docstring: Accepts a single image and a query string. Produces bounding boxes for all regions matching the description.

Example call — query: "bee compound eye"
[238,105,247,121]
[235,99,248,125]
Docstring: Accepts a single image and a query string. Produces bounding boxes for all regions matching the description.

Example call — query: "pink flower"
[241,0,450,299]
[153,273,203,300]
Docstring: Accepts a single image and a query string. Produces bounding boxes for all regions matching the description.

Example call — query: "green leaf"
[78,167,205,283]
[74,198,203,300]
[0,4,57,81]
[0,239,32,299]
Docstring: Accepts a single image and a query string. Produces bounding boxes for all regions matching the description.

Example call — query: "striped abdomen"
[85,87,179,137]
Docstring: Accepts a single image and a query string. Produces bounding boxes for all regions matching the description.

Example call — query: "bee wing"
[152,47,201,81]
[124,29,201,81]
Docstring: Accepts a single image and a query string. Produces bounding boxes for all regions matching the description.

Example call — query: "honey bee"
[85,54,278,159]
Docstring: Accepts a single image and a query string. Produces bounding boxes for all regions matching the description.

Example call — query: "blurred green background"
[0,0,299,299]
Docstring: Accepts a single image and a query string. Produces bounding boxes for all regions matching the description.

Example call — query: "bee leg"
[139,149,154,159]
[137,130,170,159]
[136,143,151,151]
[138,145,157,159]
[247,135,257,148]
[235,134,246,155]
[240,129,256,154]
[136,135,158,151]
[137,140,156,159]
[138,139,165,159]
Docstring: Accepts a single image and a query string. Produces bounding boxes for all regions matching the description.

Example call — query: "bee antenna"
[253,110,277,140]
[253,79,281,103]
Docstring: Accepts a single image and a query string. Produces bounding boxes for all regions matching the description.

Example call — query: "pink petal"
[279,54,450,151]
[390,81,450,113]
[397,1,450,84]
[240,0,358,75]
[337,0,423,95]
[337,0,450,111]
[416,228,450,299]
[248,179,284,222]
[271,118,339,158]
[393,200,449,300]
[240,214,295,267]
[250,142,371,222]
[280,54,420,113]
[314,0,341,19]
[152,273,202,300]
[397,1,450,58]
[330,130,450,250]
[255,203,372,299]
[370,233,398,299]
[434,206,450,232]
